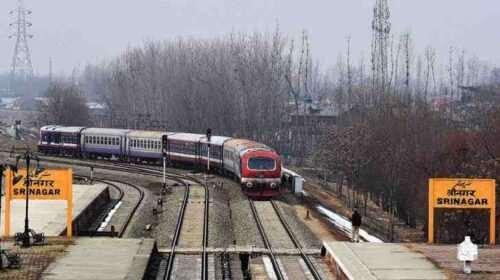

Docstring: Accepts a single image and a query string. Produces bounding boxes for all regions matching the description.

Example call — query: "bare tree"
[38,81,90,126]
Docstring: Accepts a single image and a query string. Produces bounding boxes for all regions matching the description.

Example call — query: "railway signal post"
[206,129,211,173]
[162,135,168,188]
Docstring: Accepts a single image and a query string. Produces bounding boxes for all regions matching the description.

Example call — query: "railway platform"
[322,242,448,279]
[42,237,155,280]
[1,184,109,236]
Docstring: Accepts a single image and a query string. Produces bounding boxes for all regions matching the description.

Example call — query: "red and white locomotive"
[38,126,282,198]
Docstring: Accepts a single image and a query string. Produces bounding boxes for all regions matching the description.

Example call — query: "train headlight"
[246,182,253,188]
[270,182,277,188]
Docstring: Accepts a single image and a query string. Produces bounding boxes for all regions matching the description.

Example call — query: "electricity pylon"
[9,0,34,92]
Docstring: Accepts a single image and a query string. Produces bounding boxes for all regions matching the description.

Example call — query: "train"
[37,125,282,198]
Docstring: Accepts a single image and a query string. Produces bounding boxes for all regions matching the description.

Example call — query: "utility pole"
[9,0,34,93]
[0,165,5,270]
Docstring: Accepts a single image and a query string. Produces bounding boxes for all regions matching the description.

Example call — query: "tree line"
[35,0,500,242]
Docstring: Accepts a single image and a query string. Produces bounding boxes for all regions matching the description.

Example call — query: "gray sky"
[0,0,498,75]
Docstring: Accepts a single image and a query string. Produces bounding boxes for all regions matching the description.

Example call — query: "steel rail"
[73,176,123,233]
[163,179,190,280]
[201,181,209,280]
[113,180,145,238]
[248,199,285,280]
[271,200,322,280]
[73,175,145,238]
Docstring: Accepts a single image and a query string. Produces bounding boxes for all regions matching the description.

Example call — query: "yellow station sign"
[431,179,495,209]
[428,178,496,245]
[4,168,73,238]
[9,168,71,200]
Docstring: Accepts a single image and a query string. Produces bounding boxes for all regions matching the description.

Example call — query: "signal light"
[206,128,211,142]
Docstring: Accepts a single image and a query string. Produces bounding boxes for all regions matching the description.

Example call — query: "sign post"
[4,168,73,238]
[428,179,496,245]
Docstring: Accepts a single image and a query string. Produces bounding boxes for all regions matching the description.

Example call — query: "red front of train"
[240,149,282,198]
[223,139,282,198]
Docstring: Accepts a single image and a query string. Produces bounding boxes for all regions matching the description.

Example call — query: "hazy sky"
[0,0,498,75]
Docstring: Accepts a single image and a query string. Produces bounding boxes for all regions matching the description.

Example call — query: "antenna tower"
[371,0,391,95]
[9,0,34,92]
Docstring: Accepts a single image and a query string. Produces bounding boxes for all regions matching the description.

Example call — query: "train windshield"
[248,157,276,170]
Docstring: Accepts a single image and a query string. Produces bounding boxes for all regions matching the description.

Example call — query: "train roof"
[167,133,232,145]
[40,125,62,131]
[40,126,85,133]
[128,130,167,138]
[199,136,232,146]
[82,127,130,136]
[224,138,272,153]
[167,133,205,142]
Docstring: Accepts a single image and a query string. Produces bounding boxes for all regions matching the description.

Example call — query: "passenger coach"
[38,126,282,198]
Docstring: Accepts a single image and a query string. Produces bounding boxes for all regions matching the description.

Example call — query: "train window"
[248,157,276,170]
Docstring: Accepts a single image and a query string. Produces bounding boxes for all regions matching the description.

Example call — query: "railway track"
[73,176,145,238]
[1,149,331,279]
[159,176,210,280]
[249,199,323,280]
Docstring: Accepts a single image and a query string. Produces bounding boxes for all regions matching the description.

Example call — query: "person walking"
[351,208,362,242]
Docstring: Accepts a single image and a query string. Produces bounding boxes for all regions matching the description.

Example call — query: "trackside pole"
[163,156,166,185]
